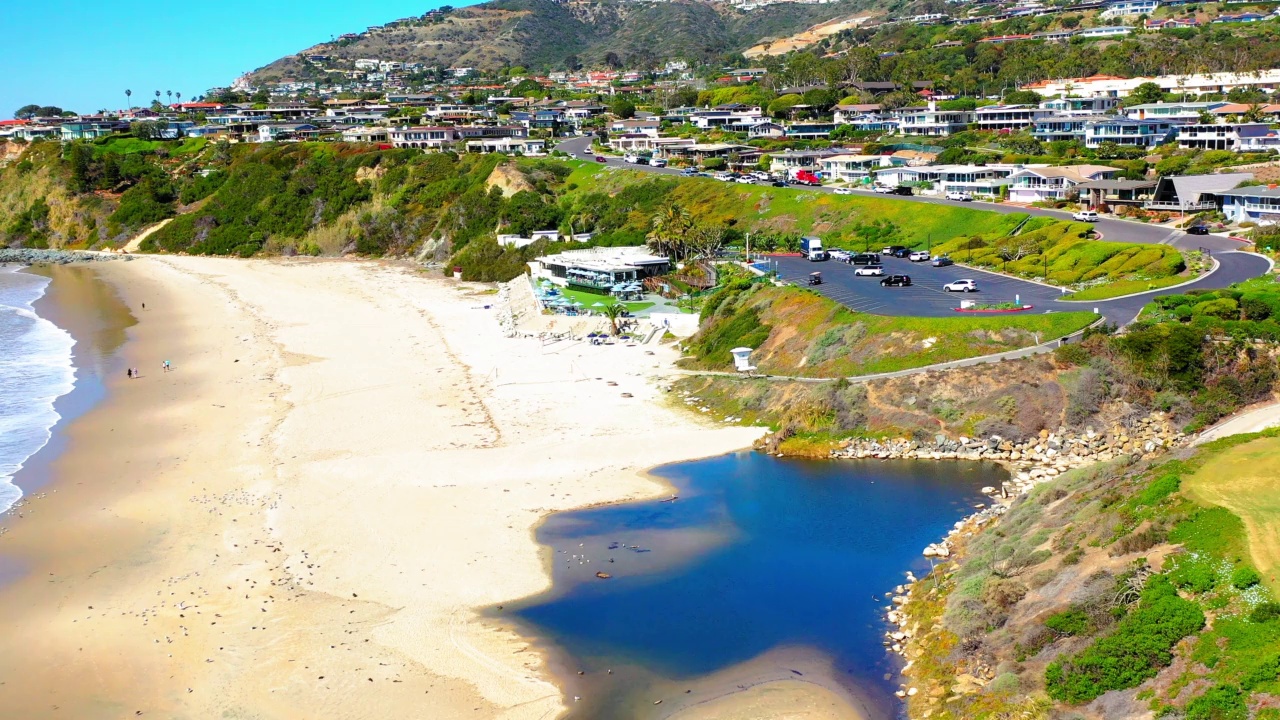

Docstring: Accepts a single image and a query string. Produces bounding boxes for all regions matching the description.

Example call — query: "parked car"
[891,247,913,258]
[909,251,931,262]
[735,176,754,184]
[882,245,907,256]
[594,156,606,162]
[827,249,851,262]
[880,274,912,287]
[834,187,854,195]
[887,186,912,196]
[944,279,978,293]
[931,256,954,267]
[679,168,697,176]
[854,265,885,276]
[851,253,880,265]
[771,180,787,187]
[873,184,894,194]
[1187,224,1211,235]
[945,191,973,202]
[1072,210,1099,222]
[649,158,667,168]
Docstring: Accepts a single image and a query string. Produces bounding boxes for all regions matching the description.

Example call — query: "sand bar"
[0,256,781,719]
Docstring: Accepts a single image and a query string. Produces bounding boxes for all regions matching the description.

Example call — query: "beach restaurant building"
[530,247,670,293]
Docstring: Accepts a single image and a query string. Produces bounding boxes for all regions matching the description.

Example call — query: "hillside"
[248,0,872,81]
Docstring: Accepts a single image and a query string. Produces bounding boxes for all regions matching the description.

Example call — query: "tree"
[647,204,693,259]
[688,223,727,259]
[1003,90,1042,105]
[166,90,173,106]
[609,98,636,119]
[1242,103,1267,123]
[602,303,626,336]
[1124,82,1165,107]
[125,88,132,110]
[603,51,622,69]
[565,54,582,72]
[14,104,41,120]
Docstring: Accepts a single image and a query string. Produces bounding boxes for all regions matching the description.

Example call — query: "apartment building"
[974,104,1053,131]
[1084,117,1182,148]
[1176,123,1280,152]
[894,102,975,136]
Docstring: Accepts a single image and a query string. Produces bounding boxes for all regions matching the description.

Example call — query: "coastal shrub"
[1170,557,1218,594]
[1054,343,1091,367]
[1185,684,1248,720]
[1045,608,1091,637]
[1111,526,1165,557]
[1252,603,1280,624]
[983,578,1029,611]
[1135,474,1181,508]
[1044,575,1204,703]
[1232,567,1262,590]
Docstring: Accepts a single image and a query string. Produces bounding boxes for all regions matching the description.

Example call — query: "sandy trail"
[0,256,766,719]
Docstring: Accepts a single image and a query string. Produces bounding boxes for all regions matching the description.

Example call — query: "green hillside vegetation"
[901,430,1280,720]
[930,220,1187,296]
[681,279,1095,378]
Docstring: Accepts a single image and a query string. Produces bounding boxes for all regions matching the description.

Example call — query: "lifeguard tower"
[730,347,757,375]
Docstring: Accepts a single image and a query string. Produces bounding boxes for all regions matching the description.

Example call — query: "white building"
[1177,123,1280,152]
[464,137,546,154]
[390,126,459,149]
[1100,0,1159,19]
[819,154,889,184]
[974,104,1054,131]
[1023,69,1280,99]
[1007,165,1118,204]
[893,101,975,136]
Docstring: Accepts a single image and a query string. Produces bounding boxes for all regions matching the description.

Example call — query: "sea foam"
[0,266,76,514]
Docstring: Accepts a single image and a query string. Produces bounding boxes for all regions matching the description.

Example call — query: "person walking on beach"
[127,368,133,380]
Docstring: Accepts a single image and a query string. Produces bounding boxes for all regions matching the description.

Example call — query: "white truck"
[800,236,825,261]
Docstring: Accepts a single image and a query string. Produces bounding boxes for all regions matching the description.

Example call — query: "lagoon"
[513,452,1003,719]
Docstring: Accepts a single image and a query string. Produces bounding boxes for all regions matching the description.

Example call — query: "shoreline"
[0,256,773,719]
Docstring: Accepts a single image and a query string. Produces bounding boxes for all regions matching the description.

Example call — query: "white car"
[946,191,973,201]
[909,251,931,262]
[827,249,851,261]
[944,279,978,293]
[873,185,893,194]
[735,176,754,184]
[834,187,854,195]
[854,265,884,276]
[1073,210,1099,222]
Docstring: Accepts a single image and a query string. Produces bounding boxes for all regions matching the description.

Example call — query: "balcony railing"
[1144,200,1217,211]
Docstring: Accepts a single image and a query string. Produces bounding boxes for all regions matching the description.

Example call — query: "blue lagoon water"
[513,452,1003,718]
[0,267,76,514]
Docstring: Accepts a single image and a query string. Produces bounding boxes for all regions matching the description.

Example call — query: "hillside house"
[1007,165,1119,203]
[390,126,459,149]
[1220,185,1280,224]
[1145,173,1254,212]
[1084,117,1182,148]
[975,104,1053,131]
[1176,123,1280,152]
[894,102,975,136]
[819,154,888,184]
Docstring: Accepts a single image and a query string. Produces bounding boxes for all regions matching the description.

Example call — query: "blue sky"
[1,1,457,118]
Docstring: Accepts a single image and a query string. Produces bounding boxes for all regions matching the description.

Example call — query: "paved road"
[554,135,1269,324]
[772,251,1270,326]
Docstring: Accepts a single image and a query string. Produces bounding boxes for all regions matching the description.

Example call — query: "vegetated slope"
[681,280,1096,377]
[0,139,206,250]
[248,0,869,81]
[930,217,1186,292]
[674,275,1280,452]
[899,430,1280,720]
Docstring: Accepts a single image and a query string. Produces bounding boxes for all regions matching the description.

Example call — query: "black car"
[891,247,913,259]
[888,186,913,196]
[1187,225,1211,235]
[851,253,880,265]
[880,274,912,287]
[771,180,787,187]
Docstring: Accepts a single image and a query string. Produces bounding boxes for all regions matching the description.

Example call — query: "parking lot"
[773,253,1070,318]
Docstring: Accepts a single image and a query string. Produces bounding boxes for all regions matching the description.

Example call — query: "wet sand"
[0,256,807,719]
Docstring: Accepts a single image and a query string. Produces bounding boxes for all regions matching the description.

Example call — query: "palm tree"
[125,89,132,111]
[647,204,693,259]
[602,303,626,336]
[166,90,173,106]
[175,91,182,106]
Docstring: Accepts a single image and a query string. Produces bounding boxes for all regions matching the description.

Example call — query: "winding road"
[554,136,1271,325]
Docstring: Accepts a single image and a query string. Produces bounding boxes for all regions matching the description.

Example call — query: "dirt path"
[1197,401,1280,444]
[744,14,875,58]
[1183,436,1280,592]
[122,217,172,252]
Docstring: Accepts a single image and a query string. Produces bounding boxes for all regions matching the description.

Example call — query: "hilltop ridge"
[246,0,873,83]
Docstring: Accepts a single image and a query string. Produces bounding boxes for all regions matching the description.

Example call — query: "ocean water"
[0,267,76,514]
[514,452,1003,719]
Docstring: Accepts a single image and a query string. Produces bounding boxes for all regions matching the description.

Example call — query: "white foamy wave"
[0,269,77,515]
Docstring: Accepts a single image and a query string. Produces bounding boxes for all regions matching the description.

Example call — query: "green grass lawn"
[92,136,208,157]
[556,286,654,312]
[1061,275,1193,301]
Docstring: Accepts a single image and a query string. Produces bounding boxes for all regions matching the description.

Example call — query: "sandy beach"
[0,255,843,719]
